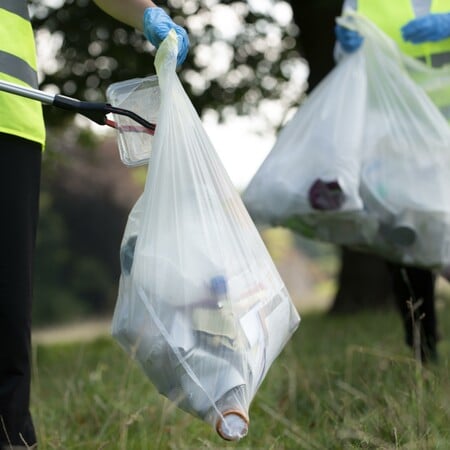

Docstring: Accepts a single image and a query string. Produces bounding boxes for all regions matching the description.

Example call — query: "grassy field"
[31,301,450,450]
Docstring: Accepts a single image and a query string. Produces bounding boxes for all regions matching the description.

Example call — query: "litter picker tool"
[0,79,156,135]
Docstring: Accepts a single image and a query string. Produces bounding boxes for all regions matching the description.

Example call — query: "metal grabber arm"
[0,79,155,135]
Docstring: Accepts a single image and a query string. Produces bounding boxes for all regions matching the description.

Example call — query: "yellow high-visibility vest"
[359,0,450,119]
[359,0,450,65]
[0,2,45,146]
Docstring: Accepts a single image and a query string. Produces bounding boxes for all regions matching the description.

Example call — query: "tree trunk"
[288,0,395,312]
[290,0,342,92]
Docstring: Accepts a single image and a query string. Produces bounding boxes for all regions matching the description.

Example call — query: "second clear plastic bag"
[111,31,300,441]
[245,11,450,268]
[343,12,450,268]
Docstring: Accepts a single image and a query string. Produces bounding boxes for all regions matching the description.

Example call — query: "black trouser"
[388,263,438,362]
[0,133,41,446]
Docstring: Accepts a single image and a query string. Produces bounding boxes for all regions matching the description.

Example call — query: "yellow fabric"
[0,9,38,71]
[0,73,45,145]
[359,0,450,65]
[0,8,45,146]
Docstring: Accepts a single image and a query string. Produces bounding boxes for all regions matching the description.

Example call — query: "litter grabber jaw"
[0,79,156,135]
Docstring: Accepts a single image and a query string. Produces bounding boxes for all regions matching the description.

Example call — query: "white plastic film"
[111,31,300,440]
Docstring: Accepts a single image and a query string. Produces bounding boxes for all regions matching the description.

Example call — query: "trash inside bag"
[347,12,450,268]
[111,30,300,441]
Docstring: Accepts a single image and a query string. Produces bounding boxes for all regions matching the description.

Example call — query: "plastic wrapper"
[111,31,300,441]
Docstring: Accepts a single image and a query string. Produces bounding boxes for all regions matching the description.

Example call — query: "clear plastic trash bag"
[245,11,450,268]
[242,31,377,247]
[342,12,450,268]
[111,31,300,441]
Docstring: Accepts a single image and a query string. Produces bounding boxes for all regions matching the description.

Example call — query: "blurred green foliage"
[33,126,142,325]
[31,0,302,127]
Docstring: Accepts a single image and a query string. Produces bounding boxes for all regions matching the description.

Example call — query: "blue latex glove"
[143,7,189,66]
[402,13,450,43]
[335,24,364,53]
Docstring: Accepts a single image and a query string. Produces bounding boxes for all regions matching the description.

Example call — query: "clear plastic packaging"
[106,76,160,167]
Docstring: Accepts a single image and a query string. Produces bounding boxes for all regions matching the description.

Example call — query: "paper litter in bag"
[111,31,300,441]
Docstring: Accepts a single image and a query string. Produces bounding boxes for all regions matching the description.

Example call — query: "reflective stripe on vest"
[1,0,29,20]
[0,51,37,87]
[0,6,38,85]
[359,0,450,66]
[0,3,45,145]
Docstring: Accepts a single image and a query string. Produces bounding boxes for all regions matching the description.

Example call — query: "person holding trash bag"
[0,2,188,448]
[335,0,450,363]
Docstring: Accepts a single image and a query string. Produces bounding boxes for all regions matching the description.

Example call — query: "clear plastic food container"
[106,76,160,167]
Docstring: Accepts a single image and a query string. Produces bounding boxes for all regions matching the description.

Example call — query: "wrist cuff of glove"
[143,7,165,44]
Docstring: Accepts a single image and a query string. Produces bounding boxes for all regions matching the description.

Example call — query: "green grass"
[31,304,450,449]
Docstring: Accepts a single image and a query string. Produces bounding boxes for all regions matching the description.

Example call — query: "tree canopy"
[32,0,304,130]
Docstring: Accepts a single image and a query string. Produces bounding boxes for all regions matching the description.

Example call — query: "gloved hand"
[143,7,189,66]
[401,13,450,43]
[335,24,364,53]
